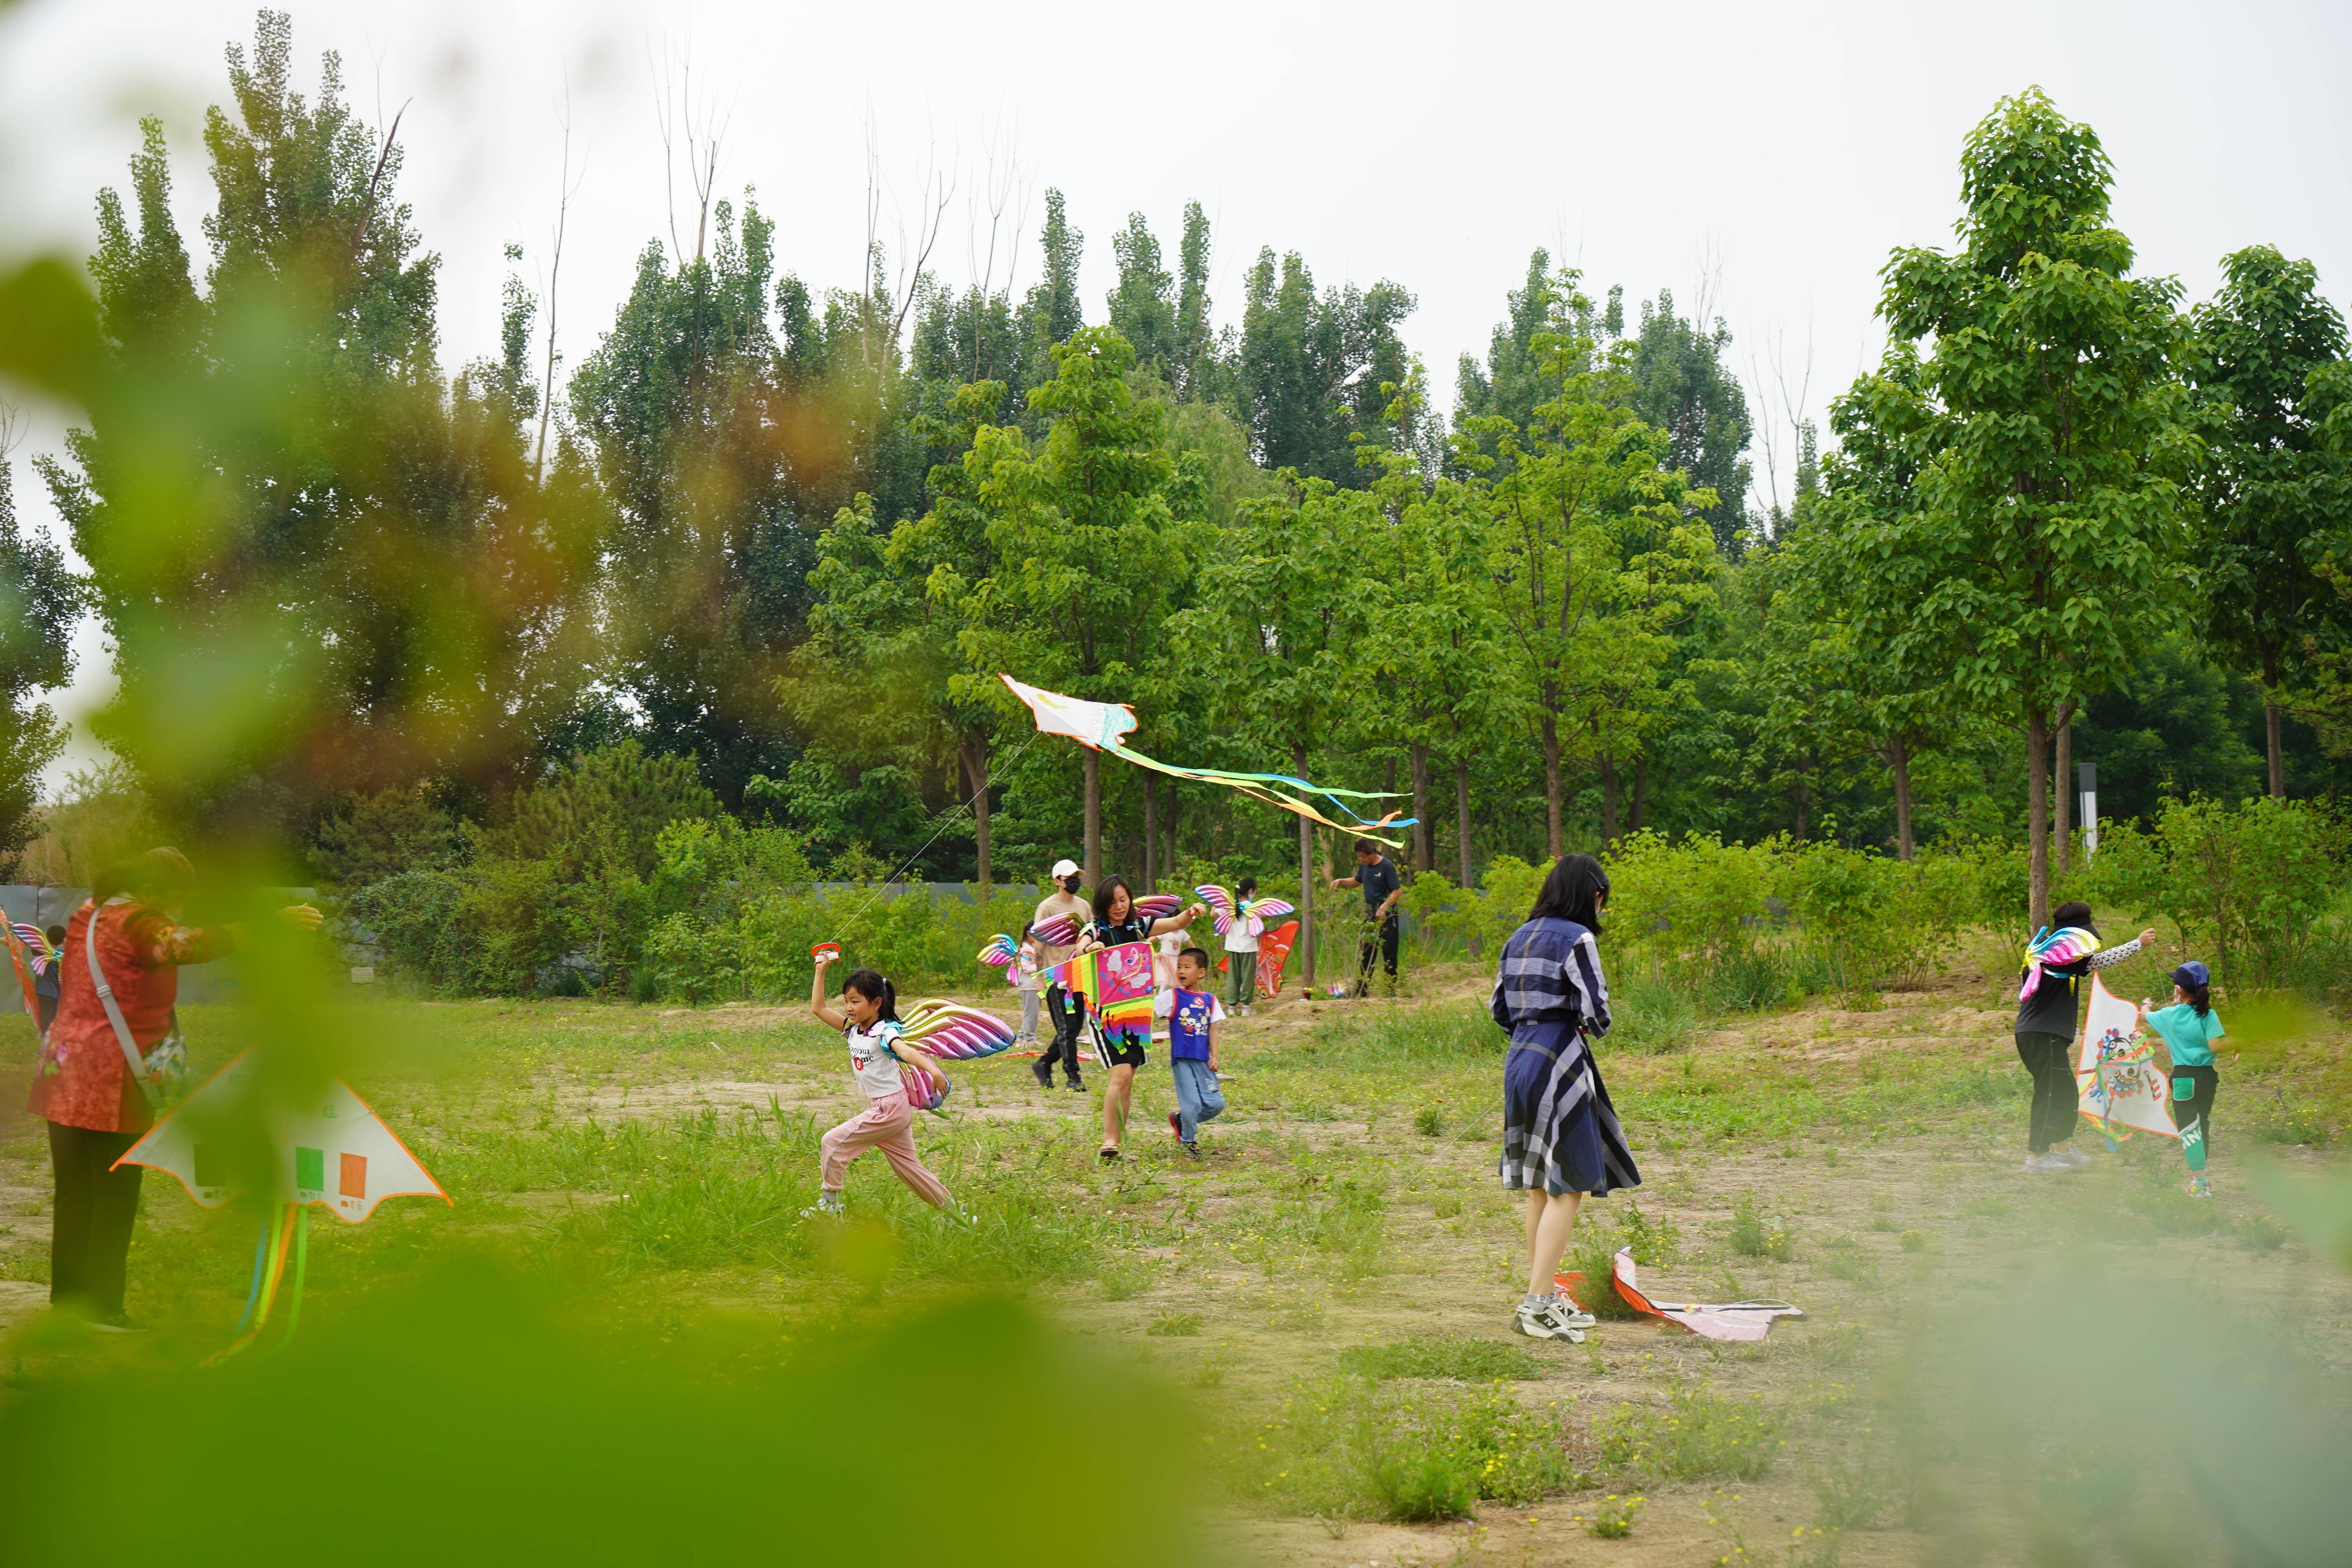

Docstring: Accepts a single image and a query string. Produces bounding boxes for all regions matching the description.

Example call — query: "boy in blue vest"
[1156,947,1226,1160]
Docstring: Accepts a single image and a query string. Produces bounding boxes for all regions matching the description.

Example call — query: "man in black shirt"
[1331,838,1402,997]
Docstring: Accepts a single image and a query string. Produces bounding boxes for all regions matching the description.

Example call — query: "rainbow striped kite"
[1047,939,1157,1050]
[2017,925,2098,1002]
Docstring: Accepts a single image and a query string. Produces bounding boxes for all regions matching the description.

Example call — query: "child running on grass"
[2140,960,2225,1198]
[804,952,958,1221]
[1154,947,1226,1160]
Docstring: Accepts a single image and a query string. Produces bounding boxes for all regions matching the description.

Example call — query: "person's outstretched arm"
[809,951,846,1029]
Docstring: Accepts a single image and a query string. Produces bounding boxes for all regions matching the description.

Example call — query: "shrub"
[1412,1105,1447,1137]
[1592,1381,1781,1481]
[1584,1493,1644,1539]
[2094,796,2348,992]
[1727,1191,1795,1260]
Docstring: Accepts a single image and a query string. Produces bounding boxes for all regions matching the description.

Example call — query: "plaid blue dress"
[1491,916,1640,1198]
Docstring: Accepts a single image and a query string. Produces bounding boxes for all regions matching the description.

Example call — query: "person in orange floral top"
[29,848,319,1330]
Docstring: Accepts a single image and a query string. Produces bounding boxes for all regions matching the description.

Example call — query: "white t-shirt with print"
[845,1019,910,1100]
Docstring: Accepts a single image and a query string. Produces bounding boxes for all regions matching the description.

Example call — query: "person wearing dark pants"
[46,1123,143,1320]
[2140,960,2225,1198]
[1331,838,1402,998]
[1029,858,1090,1091]
[2013,900,2155,1174]
[1040,983,1086,1089]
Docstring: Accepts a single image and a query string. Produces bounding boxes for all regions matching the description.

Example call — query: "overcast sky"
[3,0,2349,787]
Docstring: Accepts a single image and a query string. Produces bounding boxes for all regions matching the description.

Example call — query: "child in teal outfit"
[2139,960,2224,1198]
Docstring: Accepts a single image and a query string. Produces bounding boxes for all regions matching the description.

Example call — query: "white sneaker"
[1514,1304,1586,1342]
[1542,1298,1597,1330]
[2023,1152,2074,1174]
[2058,1149,2093,1169]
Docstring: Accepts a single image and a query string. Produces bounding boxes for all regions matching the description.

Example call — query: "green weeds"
[1230,1376,1580,1521]
[1593,1381,1782,1482]
[1339,1334,1541,1383]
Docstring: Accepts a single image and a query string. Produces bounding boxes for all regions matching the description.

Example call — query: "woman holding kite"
[1076,877,1206,1163]
[1491,855,1639,1342]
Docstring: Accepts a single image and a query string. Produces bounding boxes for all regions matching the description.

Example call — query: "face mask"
[1062,876,1081,893]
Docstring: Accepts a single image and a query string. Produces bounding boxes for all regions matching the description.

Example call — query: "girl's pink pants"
[818,1092,951,1207]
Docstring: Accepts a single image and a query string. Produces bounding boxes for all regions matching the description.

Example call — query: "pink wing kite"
[1194,885,1293,940]
[1132,895,1182,923]
[1032,913,1082,949]
[893,999,1020,1061]
[977,934,1021,986]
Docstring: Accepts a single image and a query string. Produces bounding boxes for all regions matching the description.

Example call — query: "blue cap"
[2172,960,2210,989]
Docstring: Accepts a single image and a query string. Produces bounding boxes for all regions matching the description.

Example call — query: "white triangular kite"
[2076,976,2181,1141]
[115,1050,451,1223]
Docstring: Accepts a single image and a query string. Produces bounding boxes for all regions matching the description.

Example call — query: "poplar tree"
[1873,88,2193,926]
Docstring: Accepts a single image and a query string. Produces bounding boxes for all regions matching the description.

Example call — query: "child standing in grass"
[1223,876,1261,1016]
[805,953,956,1220]
[1155,947,1226,1160]
[2015,901,2156,1175]
[2140,960,2225,1198]
[1013,923,1044,1048]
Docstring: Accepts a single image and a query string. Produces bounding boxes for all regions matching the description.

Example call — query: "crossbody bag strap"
[85,904,150,1085]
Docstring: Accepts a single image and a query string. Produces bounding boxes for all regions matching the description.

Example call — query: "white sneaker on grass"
[2058,1148,2093,1169]
[2022,1152,2074,1174]
[1514,1303,1586,1342]
[1543,1299,1597,1331]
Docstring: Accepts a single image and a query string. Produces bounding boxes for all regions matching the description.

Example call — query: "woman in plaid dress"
[1492,854,1640,1341]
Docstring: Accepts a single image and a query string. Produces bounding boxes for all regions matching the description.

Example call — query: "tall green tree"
[40,12,601,838]
[1873,87,2194,926]
[1238,249,1417,483]
[1626,290,1755,558]
[1106,213,1178,377]
[1464,269,1718,855]
[953,328,1180,881]
[2189,243,2350,796]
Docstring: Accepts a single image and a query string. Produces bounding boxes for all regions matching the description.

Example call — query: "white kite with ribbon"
[115,1050,451,1223]
[2075,976,2181,1142]
[1581,1248,1805,1342]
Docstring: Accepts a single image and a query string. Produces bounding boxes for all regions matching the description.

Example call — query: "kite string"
[826,730,1041,949]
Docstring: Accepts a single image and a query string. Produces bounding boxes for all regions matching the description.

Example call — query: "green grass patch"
[1592,1381,1782,1481]
[1338,1333,1541,1382]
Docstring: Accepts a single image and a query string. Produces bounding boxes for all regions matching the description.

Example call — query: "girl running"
[2140,961,2225,1198]
[1076,877,1204,1163]
[806,953,957,1220]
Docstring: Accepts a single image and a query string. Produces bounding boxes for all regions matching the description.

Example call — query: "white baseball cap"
[1051,858,1080,879]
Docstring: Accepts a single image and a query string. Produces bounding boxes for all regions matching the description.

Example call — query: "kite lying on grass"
[1000,674,1416,846]
[1559,1249,1804,1343]
[114,1051,450,1360]
[2076,975,2182,1145]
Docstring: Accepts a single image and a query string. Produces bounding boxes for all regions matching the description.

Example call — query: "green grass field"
[3,936,2347,1566]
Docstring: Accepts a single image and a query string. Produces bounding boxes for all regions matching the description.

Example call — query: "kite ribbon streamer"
[998,674,1417,845]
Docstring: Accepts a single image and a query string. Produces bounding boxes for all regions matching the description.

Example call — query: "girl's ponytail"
[2185,980,2210,1018]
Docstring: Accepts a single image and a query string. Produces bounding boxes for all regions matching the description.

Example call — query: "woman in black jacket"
[2016,900,2156,1173]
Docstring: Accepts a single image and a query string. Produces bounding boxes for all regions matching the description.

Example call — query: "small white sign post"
[2078,762,2098,857]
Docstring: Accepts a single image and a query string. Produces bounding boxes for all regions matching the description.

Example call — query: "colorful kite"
[1258,919,1301,998]
[976,934,1022,986]
[1584,1248,1805,1343]
[114,1051,451,1359]
[1031,895,1184,952]
[998,674,1416,845]
[1197,884,1295,942]
[1047,939,1157,1055]
[2018,925,2099,1002]
[2074,975,2181,1143]
[1,922,40,1016]
[12,922,54,975]
[895,999,1020,1061]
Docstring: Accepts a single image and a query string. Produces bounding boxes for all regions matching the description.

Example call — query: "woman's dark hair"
[94,846,194,906]
[1529,854,1610,933]
[1236,875,1256,899]
[1019,921,1034,940]
[2181,978,2211,1017]
[1091,876,1134,926]
[2052,900,2096,935]
[840,967,898,1022]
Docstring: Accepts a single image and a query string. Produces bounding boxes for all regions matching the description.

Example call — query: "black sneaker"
[1098,1147,1121,1164]
[1183,1142,1201,1160]
[87,1311,147,1334]
[1031,1058,1053,1089]
[1067,1078,1086,1093]
[1168,1111,1183,1141]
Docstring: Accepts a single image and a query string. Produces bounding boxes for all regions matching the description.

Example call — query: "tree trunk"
[1296,744,1315,991]
[2265,673,2285,798]
[1083,749,1102,886]
[2025,710,2051,931]
[1142,773,1158,893]
[1792,780,1810,844]
[1598,753,1621,848]
[1631,755,1648,834]
[1887,736,1914,862]
[1455,757,1474,887]
[2054,720,2073,877]
[1410,742,1432,873]
[961,734,992,890]
[1540,714,1563,859]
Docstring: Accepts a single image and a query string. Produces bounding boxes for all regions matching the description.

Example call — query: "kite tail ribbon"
[2017,925,2098,1003]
